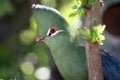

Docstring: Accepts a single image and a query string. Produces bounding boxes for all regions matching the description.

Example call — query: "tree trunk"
[84,0,104,80]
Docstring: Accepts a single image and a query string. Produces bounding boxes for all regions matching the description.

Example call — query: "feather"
[101,49,120,80]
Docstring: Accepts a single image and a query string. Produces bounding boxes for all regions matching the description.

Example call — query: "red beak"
[36,36,45,42]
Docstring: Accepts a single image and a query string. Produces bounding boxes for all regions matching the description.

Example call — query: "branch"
[84,0,104,80]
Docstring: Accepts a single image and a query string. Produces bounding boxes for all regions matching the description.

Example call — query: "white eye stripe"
[50,30,64,36]
[46,28,64,37]
[57,30,64,33]
[46,28,50,36]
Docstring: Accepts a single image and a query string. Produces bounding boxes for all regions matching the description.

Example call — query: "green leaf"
[78,27,91,39]
[88,0,97,5]
[69,7,84,17]
[69,0,87,17]
[80,0,87,6]
[0,0,15,17]
[72,4,81,9]
[78,25,106,45]
[76,0,81,4]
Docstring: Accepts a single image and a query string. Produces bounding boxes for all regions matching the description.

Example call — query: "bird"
[32,4,120,80]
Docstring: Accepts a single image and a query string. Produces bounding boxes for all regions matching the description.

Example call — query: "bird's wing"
[101,49,120,80]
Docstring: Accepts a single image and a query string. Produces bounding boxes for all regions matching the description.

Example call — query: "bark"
[84,0,104,80]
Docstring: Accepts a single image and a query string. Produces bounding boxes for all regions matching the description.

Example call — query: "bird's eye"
[47,27,63,37]
[47,27,58,36]
[50,28,56,34]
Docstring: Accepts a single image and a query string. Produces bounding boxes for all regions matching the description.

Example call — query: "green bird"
[32,4,87,80]
[32,4,120,80]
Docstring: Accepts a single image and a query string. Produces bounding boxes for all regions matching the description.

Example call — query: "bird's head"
[36,27,64,42]
[32,4,68,43]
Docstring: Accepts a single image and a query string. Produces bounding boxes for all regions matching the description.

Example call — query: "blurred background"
[0,0,120,80]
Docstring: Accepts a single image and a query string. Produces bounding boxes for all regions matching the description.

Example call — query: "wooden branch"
[85,40,103,80]
[84,0,104,80]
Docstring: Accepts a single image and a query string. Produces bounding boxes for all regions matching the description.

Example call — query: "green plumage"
[32,4,88,80]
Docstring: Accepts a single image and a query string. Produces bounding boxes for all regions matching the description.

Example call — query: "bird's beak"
[36,36,45,42]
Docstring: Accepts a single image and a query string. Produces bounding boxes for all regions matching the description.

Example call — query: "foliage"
[69,0,97,17]
[70,0,106,45]
[78,25,106,45]
[69,4,84,17]
[77,0,97,5]
[0,0,14,17]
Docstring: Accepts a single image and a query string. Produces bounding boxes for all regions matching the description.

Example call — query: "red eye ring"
[50,27,58,34]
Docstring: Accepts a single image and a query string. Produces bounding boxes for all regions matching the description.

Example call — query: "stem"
[84,0,104,80]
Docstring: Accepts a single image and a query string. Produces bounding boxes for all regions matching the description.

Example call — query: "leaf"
[76,0,81,4]
[88,0,97,5]
[72,4,81,9]
[69,7,84,17]
[78,25,106,45]
[0,0,15,17]
[78,27,91,39]
[80,0,87,6]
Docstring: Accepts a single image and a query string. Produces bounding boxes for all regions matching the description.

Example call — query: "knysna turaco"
[32,4,120,80]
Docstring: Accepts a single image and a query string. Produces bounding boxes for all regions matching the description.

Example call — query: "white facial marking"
[50,30,64,36]
[46,28,64,37]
